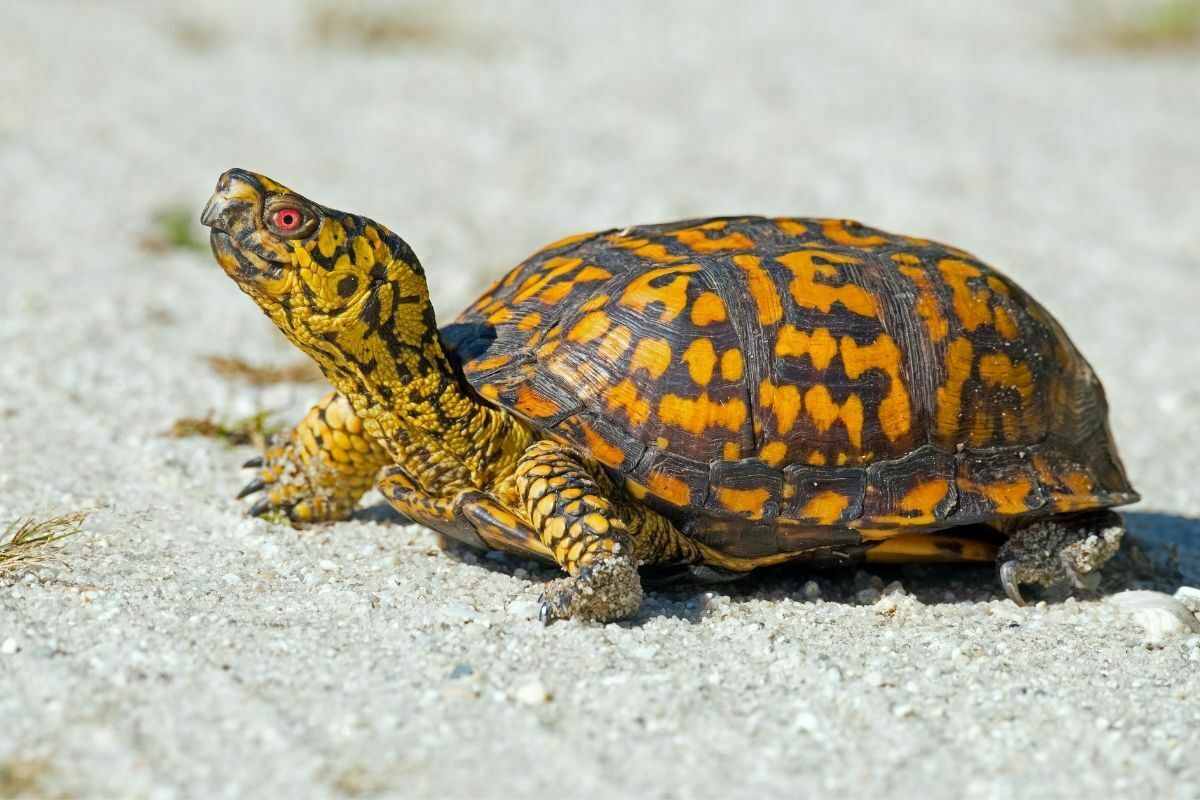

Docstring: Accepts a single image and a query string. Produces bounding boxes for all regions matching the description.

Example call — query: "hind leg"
[996,510,1124,605]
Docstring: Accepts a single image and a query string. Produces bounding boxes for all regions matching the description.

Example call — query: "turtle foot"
[538,555,643,624]
[997,510,1124,605]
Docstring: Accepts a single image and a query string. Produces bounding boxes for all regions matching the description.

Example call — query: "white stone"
[0,637,17,655]
[514,681,552,705]
[1107,590,1200,643]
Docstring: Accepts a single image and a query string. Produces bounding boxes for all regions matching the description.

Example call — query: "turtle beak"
[201,168,264,234]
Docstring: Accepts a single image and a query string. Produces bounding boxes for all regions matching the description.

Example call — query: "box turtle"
[201,169,1138,623]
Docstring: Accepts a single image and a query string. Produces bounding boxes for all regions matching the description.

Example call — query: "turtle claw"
[999,559,1025,606]
[236,477,266,499]
[243,455,265,468]
[248,497,273,517]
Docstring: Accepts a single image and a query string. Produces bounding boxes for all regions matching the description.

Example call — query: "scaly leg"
[513,440,703,623]
[239,391,390,523]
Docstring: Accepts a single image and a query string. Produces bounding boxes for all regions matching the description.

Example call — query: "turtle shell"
[443,217,1137,560]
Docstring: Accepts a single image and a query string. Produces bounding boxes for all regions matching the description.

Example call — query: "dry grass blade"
[168,411,282,448]
[203,354,325,386]
[0,511,88,577]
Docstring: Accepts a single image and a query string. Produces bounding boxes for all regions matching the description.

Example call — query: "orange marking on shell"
[596,325,634,362]
[890,253,920,265]
[610,235,686,263]
[806,451,827,466]
[935,337,974,439]
[539,265,611,304]
[658,393,747,434]
[514,385,560,419]
[723,441,741,460]
[625,478,649,500]
[976,476,1034,515]
[691,291,728,325]
[471,354,512,372]
[580,422,626,467]
[607,378,650,427]
[759,441,788,467]
[618,265,700,322]
[517,312,543,331]
[578,293,610,312]
[938,259,993,332]
[672,227,755,253]
[776,250,877,317]
[993,306,1020,340]
[775,325,838,369]
[732,254,783,325]
[774,218,809,236]
[656,436,669,449]
[986,276,1011,296]
[513,257,582,303]
[716,487,770,520]
[487,307,513,325]
[720,348,744,381]
[567,311,612,344]
[759,380,802,434]
[873,479,950,526]
[629,338,673,379]
[898,264,950,342]
[647,471,691,506]
[534,230,595,255]
[839,334,912,442]
[804,386,865,449]
[820,219,889,247]
[798,490,850,525]
[478,384,500,401]
[682,338,717,386]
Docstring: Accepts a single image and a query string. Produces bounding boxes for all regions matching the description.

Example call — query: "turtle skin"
[443,216,1138,566]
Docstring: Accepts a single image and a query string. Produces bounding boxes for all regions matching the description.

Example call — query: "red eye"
[273,208,303,232]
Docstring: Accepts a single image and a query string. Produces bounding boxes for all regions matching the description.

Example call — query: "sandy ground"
[2,1,1199,797]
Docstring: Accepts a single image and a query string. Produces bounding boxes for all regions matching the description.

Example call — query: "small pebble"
[863,671,885,687]
[318,559,338,572]
[1173,586,1200,615]
[892,704,915,718]
[514,681,552,705]
[1,638,17,655]
[802,581,822,600]
[793,712,819,733]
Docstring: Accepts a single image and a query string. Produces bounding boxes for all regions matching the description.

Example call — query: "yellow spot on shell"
[803,385,864,449]
[471,354,511,372]
[658,394,747,434]
[776,326,838,369]
[618,264,700,322]
[607,378,650,427]
[775,218,809,236]
[839,334,911,442]
[682,338,717,386]
[720,349,744,381]
[723,441,741,460]
[760,441,788,466]
[691,291,728,325]
[647,471,691,506]
[898,264,949,342]
[672,226,754,253]
[568,311,612,344]
[993,306,1020,340]
[716,486,770,520]
[580,422,625,467]
[873,479,950,526]
[534,230,595,255]
[935,337,974,439]
[798,490,850,524]
[597,325,634,362]
[732,254,782,326]
[820,219,889,247]
[759,380,802,434]
[517,312,542,331]
[939,259,993,332]
[629,338,672,379]
[513,257,582,303]
[776,250,876,317]
[514,385,560,419]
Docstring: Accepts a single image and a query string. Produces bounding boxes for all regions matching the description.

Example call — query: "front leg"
[513,440,703,623]
[238,391,390,523]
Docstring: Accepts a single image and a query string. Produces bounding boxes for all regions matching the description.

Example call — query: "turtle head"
[201,168,435,376]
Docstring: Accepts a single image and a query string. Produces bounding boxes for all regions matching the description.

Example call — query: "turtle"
[201,168,1138,623]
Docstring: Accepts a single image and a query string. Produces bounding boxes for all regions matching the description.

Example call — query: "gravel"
[2,1,1199,797]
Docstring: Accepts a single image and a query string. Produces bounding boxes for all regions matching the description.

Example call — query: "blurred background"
[1,1,1199,797]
